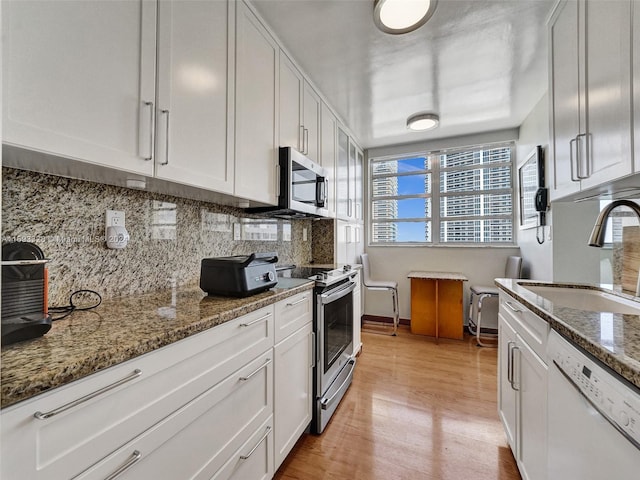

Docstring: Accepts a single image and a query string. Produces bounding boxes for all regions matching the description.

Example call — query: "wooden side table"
[407,271,468,341]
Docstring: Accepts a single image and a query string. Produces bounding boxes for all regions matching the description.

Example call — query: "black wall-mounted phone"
[535,187,548,213]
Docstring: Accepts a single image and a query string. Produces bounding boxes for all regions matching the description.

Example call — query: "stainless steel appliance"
[547,330,640,478]
[1,242,51,345]
[247,147,328,219]
[279,265,357,433]
[200,252,278,297]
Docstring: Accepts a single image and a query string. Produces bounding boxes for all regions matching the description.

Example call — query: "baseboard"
[361,314,410,326]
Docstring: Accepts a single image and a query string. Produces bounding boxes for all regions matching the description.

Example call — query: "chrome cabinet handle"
[299,125,305,153]
[239,312,271,327]
[34,369,143,420]
[511,346,521,391]
[507,341,515,388]
[304,127,309,155]
[239,358,271,382]
[160,109,170,165]
[504,301,522,314]
[576,132,590,179]
[310,332,316,368]
[104,450,142,480]
[286,296,308,307]
[239,426,271,460]
[141,101,154,161]
[570,137,579,181]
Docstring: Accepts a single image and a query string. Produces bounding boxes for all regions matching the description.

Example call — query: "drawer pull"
[239,358,271,382]
[104,450,142,480]
[286,296,308,307]
[504,301,523,314]
[34,369,142,420]
[239,312,271,327]
[239,426,271,461]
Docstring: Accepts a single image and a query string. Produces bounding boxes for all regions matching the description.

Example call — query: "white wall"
[516,92,553,280]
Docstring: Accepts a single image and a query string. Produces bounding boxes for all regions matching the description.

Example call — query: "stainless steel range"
[278,265,357,434]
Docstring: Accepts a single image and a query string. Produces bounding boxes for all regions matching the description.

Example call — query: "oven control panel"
[549,332,640,448]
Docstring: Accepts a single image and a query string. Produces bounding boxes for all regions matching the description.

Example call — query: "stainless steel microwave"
[247,147,329,219]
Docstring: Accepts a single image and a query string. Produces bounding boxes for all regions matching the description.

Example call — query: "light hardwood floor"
[274,326,521,480]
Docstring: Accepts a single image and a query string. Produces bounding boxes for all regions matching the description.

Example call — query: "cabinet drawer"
[212,417,274,480]
[0,305,274,480]
[499,293,548,361]
[274,290,312,343]
[75,350,274,480]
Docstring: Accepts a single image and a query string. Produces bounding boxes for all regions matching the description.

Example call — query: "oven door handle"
[320,281,356,305]
[320,358,356,410]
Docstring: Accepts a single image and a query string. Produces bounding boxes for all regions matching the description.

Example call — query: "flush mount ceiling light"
[407,112,439,131]
[373,0,438,35]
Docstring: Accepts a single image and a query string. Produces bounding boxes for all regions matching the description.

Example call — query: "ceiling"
[250,0,555,149]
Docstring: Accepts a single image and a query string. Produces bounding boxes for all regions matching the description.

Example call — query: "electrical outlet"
[106,210,125,228]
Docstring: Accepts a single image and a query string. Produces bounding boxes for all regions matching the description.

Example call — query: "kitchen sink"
[519,283,640,315]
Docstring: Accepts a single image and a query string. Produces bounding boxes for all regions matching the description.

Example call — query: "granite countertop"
[495,279,640,389]
[1,279,314,409]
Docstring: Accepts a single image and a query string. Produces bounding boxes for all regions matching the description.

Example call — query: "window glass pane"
[440,166,511,193]
[440,219,513,243]
[441,194,512,217]
[373,198,431,219]
[373,173,431,198]
[372,221,431,243]
[440,147,511,169]
[372,156,429,176]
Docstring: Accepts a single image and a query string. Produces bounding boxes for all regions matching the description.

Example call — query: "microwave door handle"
[316,176,326,208]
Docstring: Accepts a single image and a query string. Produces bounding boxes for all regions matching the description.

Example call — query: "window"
[369,143,514,245]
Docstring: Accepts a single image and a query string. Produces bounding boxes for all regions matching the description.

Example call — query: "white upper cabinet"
[278,51,321,164]
[279,52,304,153]
[320,102,337,217]
[155,0,234,193]
[235,1,279,205]
[302,81,321,163]
[336,127,350,219]
[2,0,156,176]
[634,2,640,172]
[549,0,633,200]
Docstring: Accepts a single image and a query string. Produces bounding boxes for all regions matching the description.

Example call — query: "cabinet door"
[235,1,278,205]
[581,0,632,189]
[2,0,156,176]
[155,0,233,193]
[549,0,581,199]
[498,314,518,453]
[355,148,364,222]
[321,102,337,217]
[516,337,548,480]
[303,81,321,163]
[336,127,350,219]
[274,323,313,469]
[336,219,348,265]
[348,141,357,220]
[279,52,303,152]
[635,2,640,172]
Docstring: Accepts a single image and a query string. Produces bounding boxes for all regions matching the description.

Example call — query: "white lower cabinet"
[0,305,275,480]
[273,294,313,470]
[498,292,548,480]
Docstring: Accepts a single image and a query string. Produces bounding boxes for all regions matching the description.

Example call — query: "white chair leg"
[476,293,498,348]
[391,287,399,336]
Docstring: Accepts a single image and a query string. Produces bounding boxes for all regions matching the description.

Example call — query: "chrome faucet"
[588,200,640,247]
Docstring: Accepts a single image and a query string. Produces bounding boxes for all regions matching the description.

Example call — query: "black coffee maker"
[2,242,52,345]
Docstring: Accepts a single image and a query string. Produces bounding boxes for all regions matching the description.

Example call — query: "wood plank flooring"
[274,326,521,480]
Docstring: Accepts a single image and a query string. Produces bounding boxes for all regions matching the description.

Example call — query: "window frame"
[368,142,516,247]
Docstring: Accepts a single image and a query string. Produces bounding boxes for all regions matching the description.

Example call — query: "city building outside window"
[369,143,515,245]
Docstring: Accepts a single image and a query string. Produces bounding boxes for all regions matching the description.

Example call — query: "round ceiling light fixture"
[373,0,438,35]
[407,112,439,131]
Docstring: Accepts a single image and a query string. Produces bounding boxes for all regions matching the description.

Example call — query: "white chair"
[360,253,399,336]
[468,256,522,347]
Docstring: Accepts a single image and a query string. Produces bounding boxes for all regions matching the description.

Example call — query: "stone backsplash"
[1,168,316,305]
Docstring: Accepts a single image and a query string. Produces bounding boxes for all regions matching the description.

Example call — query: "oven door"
[316,280,355,395]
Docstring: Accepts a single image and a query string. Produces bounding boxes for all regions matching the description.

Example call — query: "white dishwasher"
[547,330,640,479]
